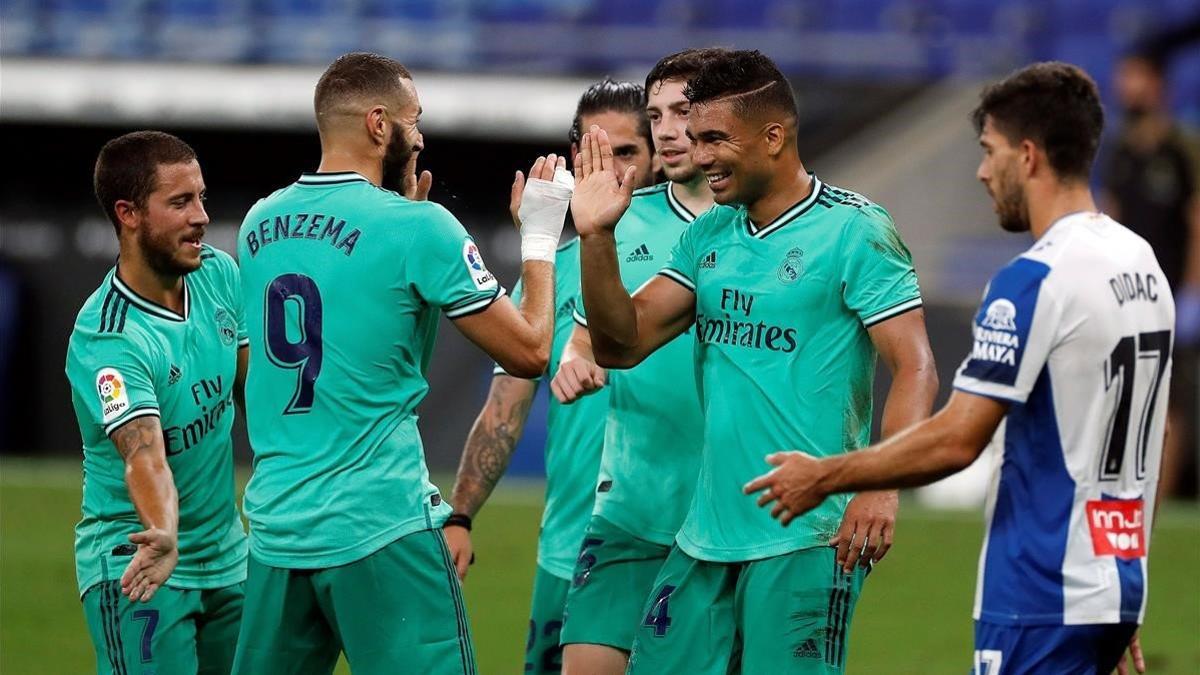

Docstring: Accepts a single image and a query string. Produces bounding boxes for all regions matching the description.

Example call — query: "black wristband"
[444,513,473,531]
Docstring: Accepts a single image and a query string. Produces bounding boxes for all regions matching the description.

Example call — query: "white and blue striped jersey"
[954,212,1174,626]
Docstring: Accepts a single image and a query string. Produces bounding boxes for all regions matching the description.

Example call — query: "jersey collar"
[744,175,824,239]
[112,271,190,322]
[665,182,698,223]
[297,171,371,186]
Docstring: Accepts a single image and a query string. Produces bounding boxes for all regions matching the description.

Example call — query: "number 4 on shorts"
[642,585,676,637]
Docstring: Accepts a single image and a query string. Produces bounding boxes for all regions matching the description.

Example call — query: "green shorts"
[627,545,868,674]
[525,564,570,674]
[82,580,244,675]
[560,514,672,652]
[232,528,476,675]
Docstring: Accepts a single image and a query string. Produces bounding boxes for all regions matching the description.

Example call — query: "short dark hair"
[971,61,1104,181]
[644,47,731,95]
[683,50,797,121]
[315,52,413,127]
[569,78,651,150]
[93,131,198,235]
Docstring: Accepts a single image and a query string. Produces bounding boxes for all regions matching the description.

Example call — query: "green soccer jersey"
[66,245,249,597]
[576,182,705,545]
[496,239,608,580]
[658,176,922,562]
[238,172,504,569]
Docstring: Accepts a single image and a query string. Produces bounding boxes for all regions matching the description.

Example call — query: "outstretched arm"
[572,126,695,368]
[455,155,571,378]
[746,390,1006,524]
[110,416,179,602]
[444,374,539,579]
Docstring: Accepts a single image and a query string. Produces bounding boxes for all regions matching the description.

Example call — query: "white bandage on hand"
[518,166,574,263]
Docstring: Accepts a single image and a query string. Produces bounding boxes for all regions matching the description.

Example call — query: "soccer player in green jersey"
[66,131,249,674]
[571,51,939,673]
[232,53,569,675]
[443,79,658,675]
[549,48,725,675]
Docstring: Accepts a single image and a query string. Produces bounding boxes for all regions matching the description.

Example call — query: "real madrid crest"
[214,308,237,346]
[777,247,804,284]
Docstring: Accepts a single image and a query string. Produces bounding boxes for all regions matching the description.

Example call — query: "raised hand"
[515,153,572,263]
[119,527,178,602]
[402,152,433,201]
[570,126,637,237]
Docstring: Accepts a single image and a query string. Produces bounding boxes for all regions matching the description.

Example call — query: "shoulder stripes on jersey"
[747,176,824,239]
[861,296,923,327]
[817,185,870,210]
[657,268,696,292]
[111,275,190,322]
[444,287,507,319]
[97,289,131,334]
[664,183,697,223]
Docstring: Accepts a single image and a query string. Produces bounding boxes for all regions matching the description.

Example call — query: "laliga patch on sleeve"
[96,367,130,423]
[462,239,498,290]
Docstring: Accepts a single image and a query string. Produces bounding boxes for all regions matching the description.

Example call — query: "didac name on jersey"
[972,299,1020,366]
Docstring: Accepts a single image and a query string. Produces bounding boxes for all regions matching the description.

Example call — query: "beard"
[994,180,1031,233]
[380,130,416,193]
[138,225,200,277]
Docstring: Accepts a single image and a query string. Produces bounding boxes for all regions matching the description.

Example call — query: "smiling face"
[647,78,699,184]
[686,98,772,205]
[128,160,210,275]
[975,115,1030,233]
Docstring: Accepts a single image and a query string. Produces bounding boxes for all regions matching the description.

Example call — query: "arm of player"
[445,374,539,580]
[550,324,607,404]
[233,345,248,415]
[454,155,569,378]
[745,390,1006,524]
[573,127,695,368]
[110,416,179,602]
[828,310,940,571]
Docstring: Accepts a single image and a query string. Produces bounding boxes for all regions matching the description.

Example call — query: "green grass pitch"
[2,458,1198,673]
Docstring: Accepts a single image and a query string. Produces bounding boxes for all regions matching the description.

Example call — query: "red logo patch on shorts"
[1085,499,1146,560]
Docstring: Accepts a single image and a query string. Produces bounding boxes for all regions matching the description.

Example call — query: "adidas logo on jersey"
[168,364,182,386]
[793,638,822,659]
[626,244,653,262]
[700,250,717,268]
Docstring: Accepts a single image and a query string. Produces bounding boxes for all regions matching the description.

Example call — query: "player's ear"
[763,121,786,157]
[367,105,388,148]
[1018,138,1039,179]
[113,199,140,234]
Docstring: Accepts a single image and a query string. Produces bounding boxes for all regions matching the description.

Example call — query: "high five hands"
[570,125,637,237]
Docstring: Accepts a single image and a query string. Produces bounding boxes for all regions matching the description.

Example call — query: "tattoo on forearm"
[110,417,162,460]
[452,378,536,517]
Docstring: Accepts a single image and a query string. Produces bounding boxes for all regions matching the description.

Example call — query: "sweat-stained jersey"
[658,176,923,562]
[954,212,1174,626]
[496,239,609,580]
[238,171,505,568]
[575,182,706,545]
[66,245,248,596]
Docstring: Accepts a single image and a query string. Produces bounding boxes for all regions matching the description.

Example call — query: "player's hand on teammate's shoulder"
[549,356,607,404]
[402,153,433,201]
[119,527,179,602]
[831,490,897,573]
[570,125,637,237]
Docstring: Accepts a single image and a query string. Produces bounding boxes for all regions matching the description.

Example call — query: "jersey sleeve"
[73,334,162,436]
[953,257,1062,403]
[657,221,698,293]
[840,207,923,327]
[408,204,506,319]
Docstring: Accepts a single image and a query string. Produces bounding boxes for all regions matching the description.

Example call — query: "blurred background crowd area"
[1,0,1198,503]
